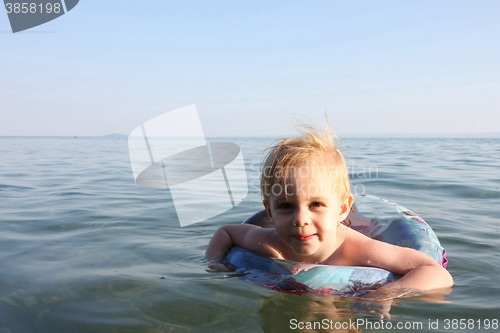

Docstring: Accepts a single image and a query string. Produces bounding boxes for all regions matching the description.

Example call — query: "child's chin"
[291,244,318,256]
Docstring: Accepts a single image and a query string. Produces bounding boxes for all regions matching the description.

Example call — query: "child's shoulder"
[222,223,273,240]
[342,226,423,268]
[343,226,396,252]
[340,227,384,263]
[343,225,372,243]
[222,223,282,256]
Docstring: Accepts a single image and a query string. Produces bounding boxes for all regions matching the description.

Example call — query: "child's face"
[264,162,351,262]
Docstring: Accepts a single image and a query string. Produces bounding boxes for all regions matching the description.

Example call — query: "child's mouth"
[294,234,317,242]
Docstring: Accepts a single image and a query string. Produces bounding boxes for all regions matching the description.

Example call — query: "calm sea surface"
[1,136,499,333]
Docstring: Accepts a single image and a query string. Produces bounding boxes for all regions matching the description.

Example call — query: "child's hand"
[291,263,316,275]
[206,260,233,273]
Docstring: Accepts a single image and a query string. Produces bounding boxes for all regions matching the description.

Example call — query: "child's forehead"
[283,158,339,177]
[274,163,341,188]
[270,169,341,201]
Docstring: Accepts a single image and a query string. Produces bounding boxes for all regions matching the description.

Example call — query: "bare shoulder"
[220,223,269,243]
[343,227,439,273]
[342,227,374,248]
[221,224,281,257]
[341,228,376,261]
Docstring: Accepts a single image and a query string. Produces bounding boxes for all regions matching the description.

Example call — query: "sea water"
[0,136,499,332]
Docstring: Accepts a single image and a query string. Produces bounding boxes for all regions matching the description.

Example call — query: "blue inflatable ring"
[222,194,447,296]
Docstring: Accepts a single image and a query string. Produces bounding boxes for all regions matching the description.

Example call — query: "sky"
[1,0,499,137]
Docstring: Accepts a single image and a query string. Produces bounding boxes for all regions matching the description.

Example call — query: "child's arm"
[205,224,267,270]
[369,249,452,299]
[348,234,453,318]
[351,233,454,291]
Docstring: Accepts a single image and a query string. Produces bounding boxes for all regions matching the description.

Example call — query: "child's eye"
[310,202,324,208]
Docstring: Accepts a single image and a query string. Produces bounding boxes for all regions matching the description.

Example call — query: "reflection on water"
[259,294,362,333]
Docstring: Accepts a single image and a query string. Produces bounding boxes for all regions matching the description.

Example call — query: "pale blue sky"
[1,1,499,136]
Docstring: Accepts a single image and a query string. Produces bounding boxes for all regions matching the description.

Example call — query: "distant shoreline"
[1,133,500,139]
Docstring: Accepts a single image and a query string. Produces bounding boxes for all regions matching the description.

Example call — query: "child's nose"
[293,208,310,227]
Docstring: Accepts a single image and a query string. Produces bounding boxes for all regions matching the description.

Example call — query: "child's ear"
[263,200,272,219]
[338,194,354,222]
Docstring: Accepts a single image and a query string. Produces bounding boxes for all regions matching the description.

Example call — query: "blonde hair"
[260,123,351,203]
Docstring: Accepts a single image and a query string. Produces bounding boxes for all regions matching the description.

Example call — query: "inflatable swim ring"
[222,194,447,296]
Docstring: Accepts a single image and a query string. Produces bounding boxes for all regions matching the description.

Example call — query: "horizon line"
[1,132,500,138]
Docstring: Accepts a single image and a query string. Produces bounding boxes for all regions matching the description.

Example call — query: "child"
[205,124,453,294]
